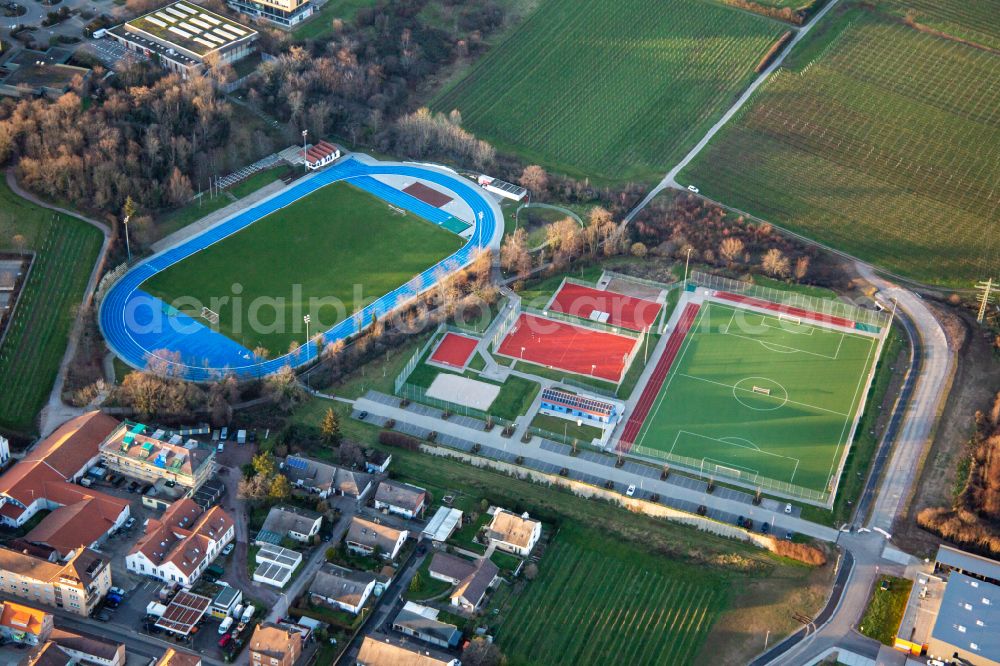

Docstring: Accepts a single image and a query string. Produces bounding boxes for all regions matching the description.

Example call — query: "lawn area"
[143,182,463,356]
[432,0,785,183]
[489,523,728,665]
[679,5,1000,285]
[491,375,540,421]
[0,181,103,435]
[858,575,912,645]
[410,556,455,601]
[292,0,377,39]
[490,550,522,575]
[530,412,603,443]
[631,301,881,499]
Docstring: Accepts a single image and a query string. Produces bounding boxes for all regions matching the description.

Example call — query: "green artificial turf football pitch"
[632,301,881,499]
[143,182,463,356]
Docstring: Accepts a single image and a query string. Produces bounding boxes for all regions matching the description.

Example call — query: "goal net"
[200,307,219,324]
[752,386,771,396]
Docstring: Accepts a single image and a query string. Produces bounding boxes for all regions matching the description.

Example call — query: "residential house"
[451,558,499,613]
[126,499,235,587]
[308,564,377,615]
[427,552,499,613]
[485,510,541,556]
[256,506,322,545]
[49,628,125,666]
[0,546,111,616]
[364,451,391,475]
[281,456,372,501]
[248,623,303,666]
[23,641,72,666]
[355,636,460,666]
[0,412,130,558]
[391,602,461,649]
[427,552,476,585]
[99,422,214,490]
[156,648,202,666]
[373,481,426,520]
[345,517,407,561]
[0,601,52,645]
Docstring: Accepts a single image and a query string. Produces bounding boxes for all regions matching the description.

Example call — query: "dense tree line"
[0,62,275,222]
[918,392,1000,557]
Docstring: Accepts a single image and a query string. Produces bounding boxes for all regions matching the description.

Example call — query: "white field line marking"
[822,331,879,492]
[679,373,851,418]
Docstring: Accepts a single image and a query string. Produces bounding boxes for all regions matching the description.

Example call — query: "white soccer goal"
[201,307,219,324]
[752,386,771,396]
[778,313,802,326]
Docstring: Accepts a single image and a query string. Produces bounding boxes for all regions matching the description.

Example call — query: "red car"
[218,634,231,648]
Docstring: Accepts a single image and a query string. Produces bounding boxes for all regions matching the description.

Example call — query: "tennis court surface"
[430,332,479,368]
[629,301,881,499]
[496,313,637,382]
[549,282,661,331]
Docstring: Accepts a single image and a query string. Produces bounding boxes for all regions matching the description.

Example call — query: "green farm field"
[680,6,1000,285]
[0,181,103,435]
[877,0,1000,51]
[491,524,728,665]
[632,301,880,499]
[432,0,786,183]
[143,182,462,356]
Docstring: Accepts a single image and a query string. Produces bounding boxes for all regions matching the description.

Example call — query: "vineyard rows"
[432,0,783,183]
[493,536,725,665]
[878,0,1000,51]
[0,212,102,433]
[681,13,1000,285]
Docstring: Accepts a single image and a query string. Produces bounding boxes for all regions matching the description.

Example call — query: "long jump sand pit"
[426,374,500,411]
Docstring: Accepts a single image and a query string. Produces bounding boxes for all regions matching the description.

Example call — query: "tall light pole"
[123,214,131,263]
[301,129,308,174]
[683,246,693,287]
[303,314,311,350]
[477,210,484,249]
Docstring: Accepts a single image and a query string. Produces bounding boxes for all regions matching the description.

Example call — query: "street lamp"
[477,210,484,249]
[301,129,308,174]
[683,246,693,287]
[303,314,311,350]
[123,214,131,263]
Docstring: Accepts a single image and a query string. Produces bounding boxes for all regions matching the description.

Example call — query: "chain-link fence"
[629,443,829,504]
[690,271,890,329]
[393,323,445,393]
[395,382,515,428]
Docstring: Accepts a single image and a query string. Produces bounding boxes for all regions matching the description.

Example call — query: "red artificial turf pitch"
[549,282,661,331]
[403,182,454,208]
[497,313,637,382]
[715,291,855,328]
[430,332,479,368]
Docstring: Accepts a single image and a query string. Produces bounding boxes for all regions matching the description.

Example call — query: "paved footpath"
[352,394,839,542]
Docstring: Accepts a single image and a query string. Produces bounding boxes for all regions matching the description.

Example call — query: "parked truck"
[146,602,167,618]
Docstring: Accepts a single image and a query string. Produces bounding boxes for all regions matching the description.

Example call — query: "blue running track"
[99,158,500,381]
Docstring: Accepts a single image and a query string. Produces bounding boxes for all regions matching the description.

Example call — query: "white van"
[241,605,255,623]
[218,616,234,634]
[217,442,224,453]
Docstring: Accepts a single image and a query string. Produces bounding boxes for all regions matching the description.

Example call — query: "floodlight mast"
[976,278,994,323]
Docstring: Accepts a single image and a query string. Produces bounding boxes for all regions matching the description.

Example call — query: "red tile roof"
[131,500,233,576]
[0,601,50,636]
[0,412,119,521]
[25,494,130,557]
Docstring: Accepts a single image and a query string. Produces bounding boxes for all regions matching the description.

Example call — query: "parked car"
[687,185,699,193]
[114,476,127,487]
[358,411,368,420]
[110,587,126,597]
[218,617,233,635]
[222,543,234,556]
[96,609,112,622]
[625,485,636,497]
[761,522,770,534]
[218,634,231,649]
[784,503,792,514]
[737,516,745,527]
[124,517,136,529]
[128,481,140,493]
[105,596,121,609]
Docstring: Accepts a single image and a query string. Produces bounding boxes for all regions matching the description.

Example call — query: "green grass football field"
[632,302,880,497]
[143,182,463,356]
[431,0,785,183]
[679,6,1000,285]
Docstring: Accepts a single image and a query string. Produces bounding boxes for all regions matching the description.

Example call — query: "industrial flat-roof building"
[108,2,257,78]
[896,546,1000,666]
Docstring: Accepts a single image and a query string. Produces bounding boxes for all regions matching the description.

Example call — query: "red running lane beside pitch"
[616,303,701,453]
[430,333,479,368]
[549,282,662,332]
[496,313,637,382]
[715,292,855,329]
